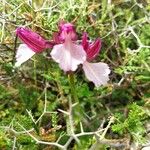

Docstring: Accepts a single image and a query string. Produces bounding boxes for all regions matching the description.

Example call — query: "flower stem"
[33,59,37,86]
[68,72,78,103]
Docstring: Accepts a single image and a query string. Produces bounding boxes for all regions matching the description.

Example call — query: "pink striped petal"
[15,44,35,67]
[82,32,89,51]
[51,40,86,72]
[87,38,101,61]
[16,27,48,53]
[83,61,110,87]
[81,33,102,61]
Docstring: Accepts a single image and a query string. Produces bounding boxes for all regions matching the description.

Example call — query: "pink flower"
[82,33,110,87]
[50,22,86,72]
[15,27,52,67]
[14,24,110,87]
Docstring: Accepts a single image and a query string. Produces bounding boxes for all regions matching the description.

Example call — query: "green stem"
[31,10,37,86]
[68,72,78,103]
[33,59,37,86]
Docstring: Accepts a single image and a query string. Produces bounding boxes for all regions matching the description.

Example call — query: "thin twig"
[12,136,16,150]
[17,122,65,150]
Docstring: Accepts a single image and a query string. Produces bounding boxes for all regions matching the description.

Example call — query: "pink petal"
[16,27,48,52]
[81,32,89,51]
[87,38,101,61]
[15,44,35,67]
[51,40,86,72]
[83,61,110,87]
[81,33,102,61]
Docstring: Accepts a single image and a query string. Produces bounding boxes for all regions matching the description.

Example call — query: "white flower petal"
[50,41,86,72]
[15,44,35,67]
[83,61,110,87]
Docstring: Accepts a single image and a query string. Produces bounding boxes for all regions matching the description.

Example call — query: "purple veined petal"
[50,40,86,72]
[15,44,36,67]
[16,27,47,53]
[87,38,101,61]
[82,32,89,51]
[83,61,110,87]
[81,33,101,61]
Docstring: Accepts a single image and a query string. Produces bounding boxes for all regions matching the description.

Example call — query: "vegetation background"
[0,0,150,149]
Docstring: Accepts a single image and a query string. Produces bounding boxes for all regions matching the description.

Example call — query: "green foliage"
[0,130,13,149]
[77,83,93,98]
[18,85,40,110]
[0,85,11,100]
[74,136,93,150]
[17,135,38,150]
[112,103,148,143]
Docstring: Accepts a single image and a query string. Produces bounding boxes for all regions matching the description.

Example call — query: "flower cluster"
[15,22,110,87]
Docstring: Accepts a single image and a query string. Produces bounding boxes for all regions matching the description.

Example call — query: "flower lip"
[50,39,86,72]
[16,27,49,53]
[83,61,110,87]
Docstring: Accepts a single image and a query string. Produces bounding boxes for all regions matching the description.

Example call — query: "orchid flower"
[15,27,52,67]
[82,33,110,87]
[15,23,110,87]
[50,22,86,72]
